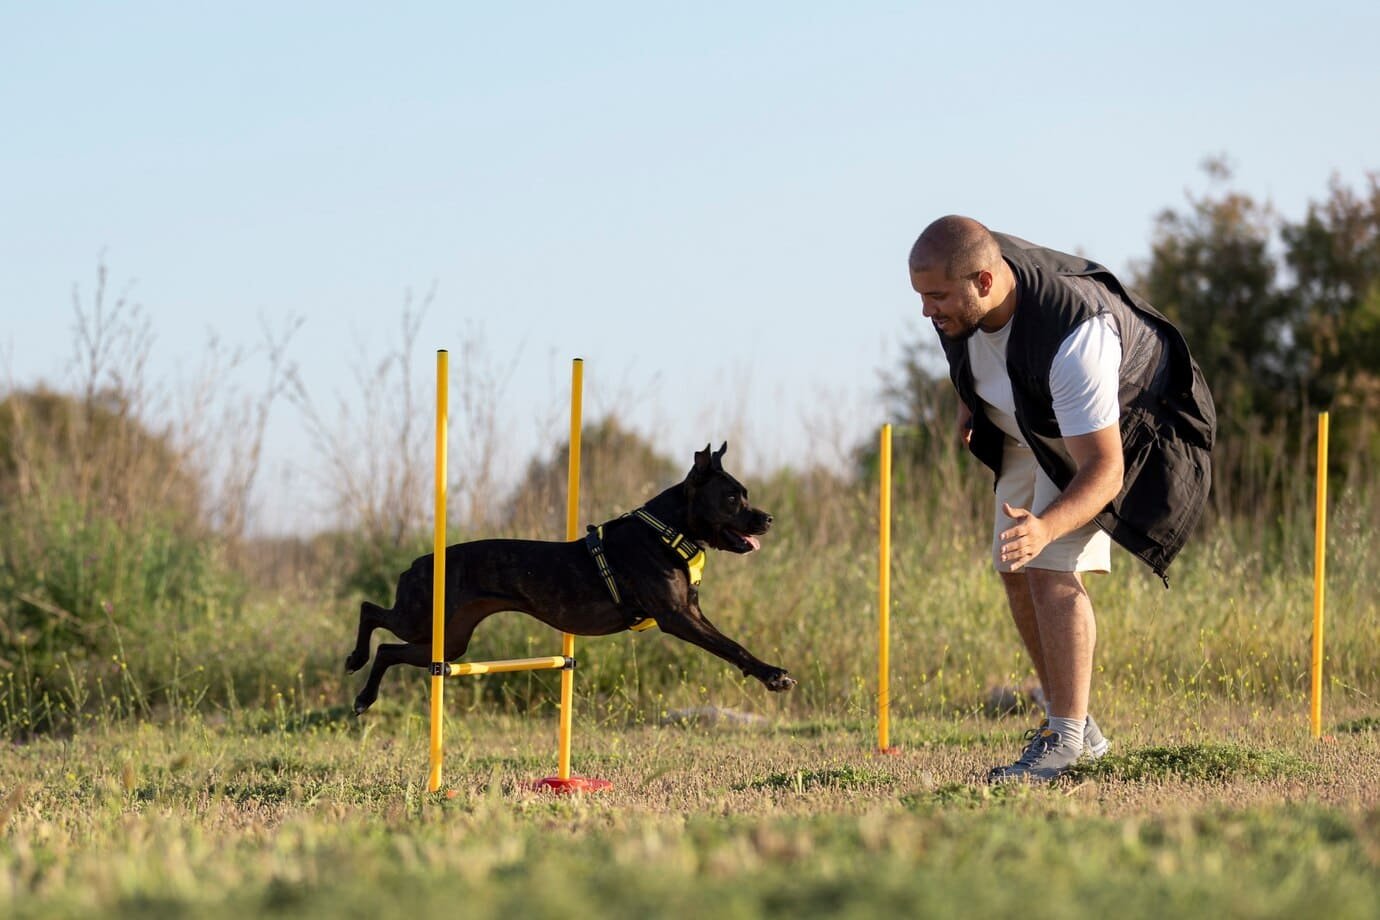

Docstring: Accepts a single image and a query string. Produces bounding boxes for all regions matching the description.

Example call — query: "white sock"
[1048,715,1084,750]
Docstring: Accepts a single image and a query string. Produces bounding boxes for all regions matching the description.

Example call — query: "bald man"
[909,216,1215,782]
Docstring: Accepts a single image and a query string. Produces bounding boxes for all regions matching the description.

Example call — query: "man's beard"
[933,318,979,343]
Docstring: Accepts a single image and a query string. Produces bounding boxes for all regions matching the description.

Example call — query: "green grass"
[737,764,896,792]
[3,705,1379,918]
[1338,716,1380,734]
[4,488,1377,917]
[1068,743,1314,783]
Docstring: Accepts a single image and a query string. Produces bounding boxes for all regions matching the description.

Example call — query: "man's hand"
[999,501,1053,571]
[1000,425,1124,570]
[958,401,973,449]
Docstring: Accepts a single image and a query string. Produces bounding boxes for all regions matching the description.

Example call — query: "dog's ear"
[692,443,713,476]
[713,442,728,469]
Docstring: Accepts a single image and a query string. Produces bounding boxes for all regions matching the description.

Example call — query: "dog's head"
[684,442,772,553]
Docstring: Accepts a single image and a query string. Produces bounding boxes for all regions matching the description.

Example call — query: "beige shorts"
[992,438,1111,573]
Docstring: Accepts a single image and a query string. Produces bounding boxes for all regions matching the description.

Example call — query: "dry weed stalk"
[288,289,522,545]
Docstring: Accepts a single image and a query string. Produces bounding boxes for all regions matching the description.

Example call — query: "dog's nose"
[763,513,773,527]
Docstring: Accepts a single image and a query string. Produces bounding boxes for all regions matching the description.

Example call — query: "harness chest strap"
[583,524,622,604]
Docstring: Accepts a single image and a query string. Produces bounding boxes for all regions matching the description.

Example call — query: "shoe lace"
[1010,719,1049,753]
[1013,729,1060,768]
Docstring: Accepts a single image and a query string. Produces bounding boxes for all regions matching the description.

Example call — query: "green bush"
[0,495,246,733]
[0,387,250,735]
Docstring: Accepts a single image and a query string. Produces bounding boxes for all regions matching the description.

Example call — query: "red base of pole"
[877,746,901,756]
[533,776,612,794]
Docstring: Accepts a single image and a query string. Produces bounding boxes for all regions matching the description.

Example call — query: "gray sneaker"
[1011,715,1109,759]
[988,727,1082,783]
[988,715,1109,780]
[1083,714,1109,760]
[988,724,1044,782]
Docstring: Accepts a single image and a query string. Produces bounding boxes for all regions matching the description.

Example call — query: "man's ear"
[975,269,995,297]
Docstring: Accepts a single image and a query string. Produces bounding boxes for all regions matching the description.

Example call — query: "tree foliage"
[1281,173,1380,414]
[1138,165,1380,502]
[1135,164,1292,423]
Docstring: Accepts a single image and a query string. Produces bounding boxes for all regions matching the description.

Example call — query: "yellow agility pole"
[445,656,570,677]
[878,424,898,754]
[558,358,582,780]
[1310,411,1329,740]
[536,358,610,793]
[427,350,449,794]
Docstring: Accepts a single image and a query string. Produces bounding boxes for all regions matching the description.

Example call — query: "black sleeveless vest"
[939,233,1217,581]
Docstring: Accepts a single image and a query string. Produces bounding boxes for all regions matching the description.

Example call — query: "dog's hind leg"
[350,599,505,715]
[440,598,507,661]
[353,641,431,715]
[346,557,438,674]
[344,601,389,673]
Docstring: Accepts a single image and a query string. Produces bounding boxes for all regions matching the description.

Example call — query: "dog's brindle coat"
[346,443,795,714]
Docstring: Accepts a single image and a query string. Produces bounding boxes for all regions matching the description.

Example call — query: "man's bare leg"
[1000,570,1050,698]
[1025,568,1096,724]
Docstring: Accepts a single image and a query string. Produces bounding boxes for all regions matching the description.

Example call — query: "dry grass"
[2,702,1378,918]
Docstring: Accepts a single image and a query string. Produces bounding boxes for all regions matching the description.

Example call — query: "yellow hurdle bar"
[878,423,893,754]
[1310,411,1329,740]
[427,349,449,794]
[446,656,573,677]
[557,358,583,781]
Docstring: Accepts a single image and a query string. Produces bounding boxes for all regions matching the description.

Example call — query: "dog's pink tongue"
[743,533,761,551]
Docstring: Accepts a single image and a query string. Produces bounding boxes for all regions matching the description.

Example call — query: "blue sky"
[4,2,1378,534]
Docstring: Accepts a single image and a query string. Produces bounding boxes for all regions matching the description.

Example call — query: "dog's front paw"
[352,687,377,716]
[764,670,796,692]
[344,649,368,673]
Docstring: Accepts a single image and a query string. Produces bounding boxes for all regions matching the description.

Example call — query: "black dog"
[346,443,795,714]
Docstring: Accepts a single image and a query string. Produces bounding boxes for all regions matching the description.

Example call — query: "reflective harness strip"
[583,524,622,605]
[631,509,706,584]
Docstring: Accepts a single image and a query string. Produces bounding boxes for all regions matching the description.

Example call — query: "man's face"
[910,267,988,342]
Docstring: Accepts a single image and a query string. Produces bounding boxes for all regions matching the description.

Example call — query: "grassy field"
[5,319,1380,917]
[4,478,1380,918]
[4,697,1379,918]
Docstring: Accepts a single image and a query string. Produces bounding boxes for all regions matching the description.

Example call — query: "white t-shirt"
[967,313,1121,446]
